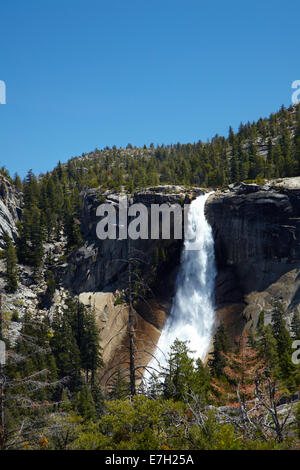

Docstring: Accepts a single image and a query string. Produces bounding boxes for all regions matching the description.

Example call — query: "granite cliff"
[205,177,300,342]
[0,175,22,246]
[2,175,300,384]
[61,185,204,383]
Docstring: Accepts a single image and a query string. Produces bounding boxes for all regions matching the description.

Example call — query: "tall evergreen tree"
[3,232,18,292]
[291,311,300,339]
[208,324,230,377]
[163,339,195,401]
[294,104,300,172]
[75,386,96,421]
[50,309,82,391]
[271,302,296,389]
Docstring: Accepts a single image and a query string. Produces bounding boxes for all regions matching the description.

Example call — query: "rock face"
[0,176,22,246]
[79,291,168,386]
[63,185,204,383]
[4,173,300,383]
[205,178,300,338]
[63,186,203,294]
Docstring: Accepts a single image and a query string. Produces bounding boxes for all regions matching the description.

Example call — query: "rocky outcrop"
[63,186,203,295]
[62,185,204,381]
[0,175,22,246]
[205,177,300,337]
[79,291,168,386]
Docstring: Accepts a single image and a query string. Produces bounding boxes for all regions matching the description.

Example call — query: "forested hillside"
[0,103,300,450]
[1,103,300,267]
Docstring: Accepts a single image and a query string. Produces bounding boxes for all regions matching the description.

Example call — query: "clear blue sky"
[0,0,299,177]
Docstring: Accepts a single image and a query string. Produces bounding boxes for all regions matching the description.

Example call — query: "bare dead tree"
[127,234,136,396]
[0,298,68,450]
[97,196,176,397]
[0,295,5,450]
[253,372,294,442]
[209,370,295,443]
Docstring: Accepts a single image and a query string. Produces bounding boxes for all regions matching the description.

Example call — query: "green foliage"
[0,166,12,181]
[41,270,56,308]
[93,396,185,450]
[291,310,300,339]
[257,310,265,332]
[208,324,230,377]
[18,203,44,270]
[4,104,300,450]
[108,368,130,400]
[185,411,241,450]
[11,310,19,322]
[50,308,82,390]
[50,297,103,391]
[75,386,97,421]
[162,339,211,403]
[3,231,18,292]
[60,396,295,450]
[257,324,279,372]
[296,401,300,439]
[9,104,300,279]
[271,302,296,390]
[4,312,59,448]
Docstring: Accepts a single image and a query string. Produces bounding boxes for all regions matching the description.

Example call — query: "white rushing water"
[147,193,217,376]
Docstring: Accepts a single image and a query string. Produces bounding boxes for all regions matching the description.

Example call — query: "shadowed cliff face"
[62,178,300,376]
[63,186,204,296]
[0,176,22,246]
[63,186,205,383]
[205,178,300,338]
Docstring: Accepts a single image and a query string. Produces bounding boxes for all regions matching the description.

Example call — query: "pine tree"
[13,173,23,191]
[18,204,44,269]
[63,197,83,250]
[108,367,130,400]
[50,309,82,391]
[291,311,300,339]
[257,310,265,333]
[66,298,103,384]
[294,104,300,172]
[271,302,296,389]
[162,339,195,401]
[3,232,18,292]
[208,324,230,377]
[60,388,72,413]
[30,205,45,271]
[228,126,235,146]
[230,153,240,182]
[81,309,103,384]
[75,386,96,421]
[193,358,211,402]
[41,270,56,308]
[91,381,105,418]
[257,324,279,373]
[3,311,61,449]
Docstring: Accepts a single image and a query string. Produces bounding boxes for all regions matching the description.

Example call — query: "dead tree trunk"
[127,232,136,396]
[0,295,5,450]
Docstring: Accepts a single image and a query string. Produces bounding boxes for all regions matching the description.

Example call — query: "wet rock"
[206,178,300,332]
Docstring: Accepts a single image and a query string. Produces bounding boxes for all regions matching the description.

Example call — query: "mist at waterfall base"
[146,193,217,379]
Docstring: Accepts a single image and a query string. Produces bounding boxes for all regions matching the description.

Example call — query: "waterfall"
[147,193,217,376]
